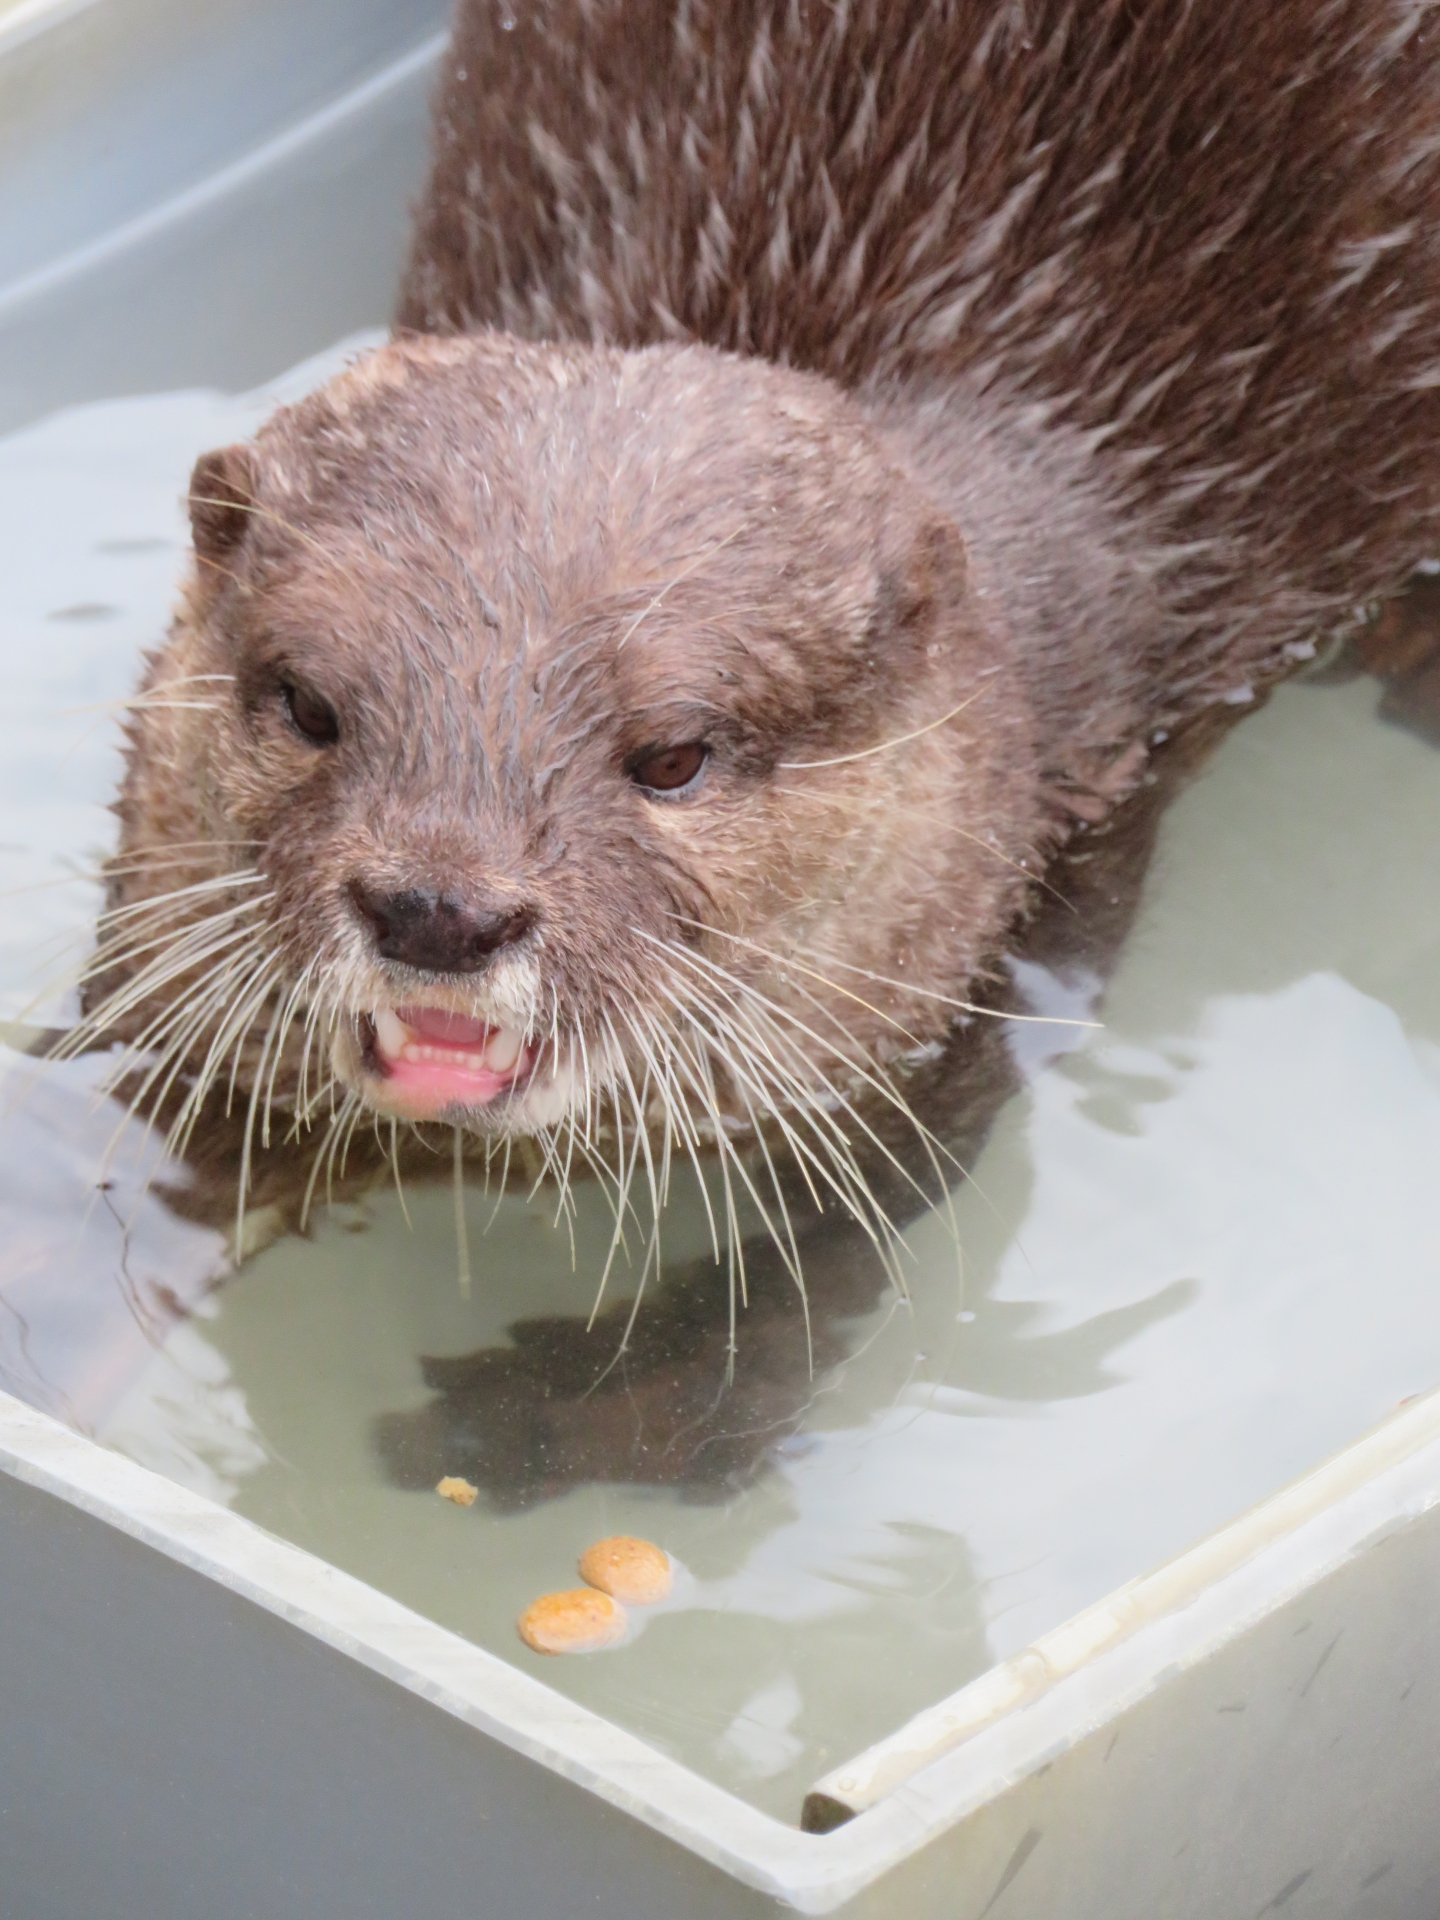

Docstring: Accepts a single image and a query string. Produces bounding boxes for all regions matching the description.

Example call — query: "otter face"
[93,336,1041,1191]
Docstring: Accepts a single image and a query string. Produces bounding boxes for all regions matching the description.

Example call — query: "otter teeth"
[480,1025,525,1073]
[374,1008,413,1060]
[372,1007,527,1076]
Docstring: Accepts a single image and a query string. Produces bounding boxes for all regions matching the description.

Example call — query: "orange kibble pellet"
[435,1475,479,1506]
[517,1587,627,1655]
[577,1535,672,1606]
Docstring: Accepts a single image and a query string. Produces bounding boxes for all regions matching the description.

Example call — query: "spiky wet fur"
[75,0,1440,1302]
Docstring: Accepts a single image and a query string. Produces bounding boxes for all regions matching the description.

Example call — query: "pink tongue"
[395,1006,492,1049]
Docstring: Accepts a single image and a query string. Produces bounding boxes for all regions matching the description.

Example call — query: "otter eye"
[281,677,340,746]
[631,742,707,796]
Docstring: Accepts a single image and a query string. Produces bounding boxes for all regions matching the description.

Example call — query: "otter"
[70,0,1440,1264]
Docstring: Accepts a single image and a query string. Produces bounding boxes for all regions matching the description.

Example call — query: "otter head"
[109,334,1042,1173]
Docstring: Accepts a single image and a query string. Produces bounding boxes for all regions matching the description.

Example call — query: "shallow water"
[4,30,1440,1824]
[2,347,1440,1820]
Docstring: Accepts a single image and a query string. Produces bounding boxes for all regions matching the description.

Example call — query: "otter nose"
[349,882,536,974]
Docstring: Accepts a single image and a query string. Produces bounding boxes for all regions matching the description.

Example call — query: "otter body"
[84,0,1440,1237]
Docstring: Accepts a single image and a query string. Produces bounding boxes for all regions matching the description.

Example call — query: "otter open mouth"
[366,1006,536,1113]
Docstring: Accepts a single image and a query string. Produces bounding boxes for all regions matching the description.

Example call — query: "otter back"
[402,0,1440,691]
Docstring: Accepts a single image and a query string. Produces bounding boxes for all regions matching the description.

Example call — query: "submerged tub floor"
[2,348,1440,1822]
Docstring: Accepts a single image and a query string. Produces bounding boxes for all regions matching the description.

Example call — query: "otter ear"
[188,444,259,564]
[872,513,968,641]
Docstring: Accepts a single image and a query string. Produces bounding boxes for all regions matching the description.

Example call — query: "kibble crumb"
[518,1588,627,1655]
[578,1534,672,1605]
[435,1475,479,1506]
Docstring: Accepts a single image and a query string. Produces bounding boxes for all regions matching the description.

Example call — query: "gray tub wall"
[4,1454,1440,1920]
[0,0,450,433]
[841,1510,1440,1920]
[0,1469,786,1920]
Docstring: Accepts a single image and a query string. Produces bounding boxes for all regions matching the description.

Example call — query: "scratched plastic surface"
[2,25,1440,1825]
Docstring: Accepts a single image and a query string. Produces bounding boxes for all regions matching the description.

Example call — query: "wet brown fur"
[90,0,1440,1187]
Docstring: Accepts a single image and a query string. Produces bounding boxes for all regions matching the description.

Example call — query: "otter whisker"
[651,934,964,1208]
[613,525,745,649]
[285,1064,341,1144]
[99,700,227,716]
[777,680,994,770]
[74,912,266,1022]
[67,938,253,1097]
[98,940,279,1187]
[554,1102,581,1243]
[484,1132,514,1234]
[164,972,278,1162]
[628,1007,722,1266]
[607,1013,669,1276]
[673,916,1097,1030]
[339,1096,367,1180]
[641,998,814,1282]
[647,974,908,1298]
[40,889,268,1035]
[51,924,270,1111]
[54,673,237,720]
[688,956,966,1296]
[94,868,265,935]
[453,1126,471,1298]
[787,939,1100,1031]
[0,846,258,928]
[657,927,974,1260]
[294,988,338,1127]
[574,1020,600,1153]
[186,492,333,561]
[61,898,269,1016]
[101,839,261,870]
[693,1050,748,1378]
[300,1092,362,1231]
[651,979,933,1306]
[260,962,317,1148]
[0,843,253,905]
[605,1013,663,1260]
[121,947,272,1139]
[591,1005,732,1381]
[626,1014,679,1213]
[236,989,289,1252]
[587,1014,658,1331]
[171,959,284,1170]
[712,1056,813,1365]
[214,959,288,1117]
[380,1118,410,1227]
[89,944,271,1189]
[640,933,938,1231]
[534,1117,578,1266]
[771,787,1075,914]
[312,1091,358,1219]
